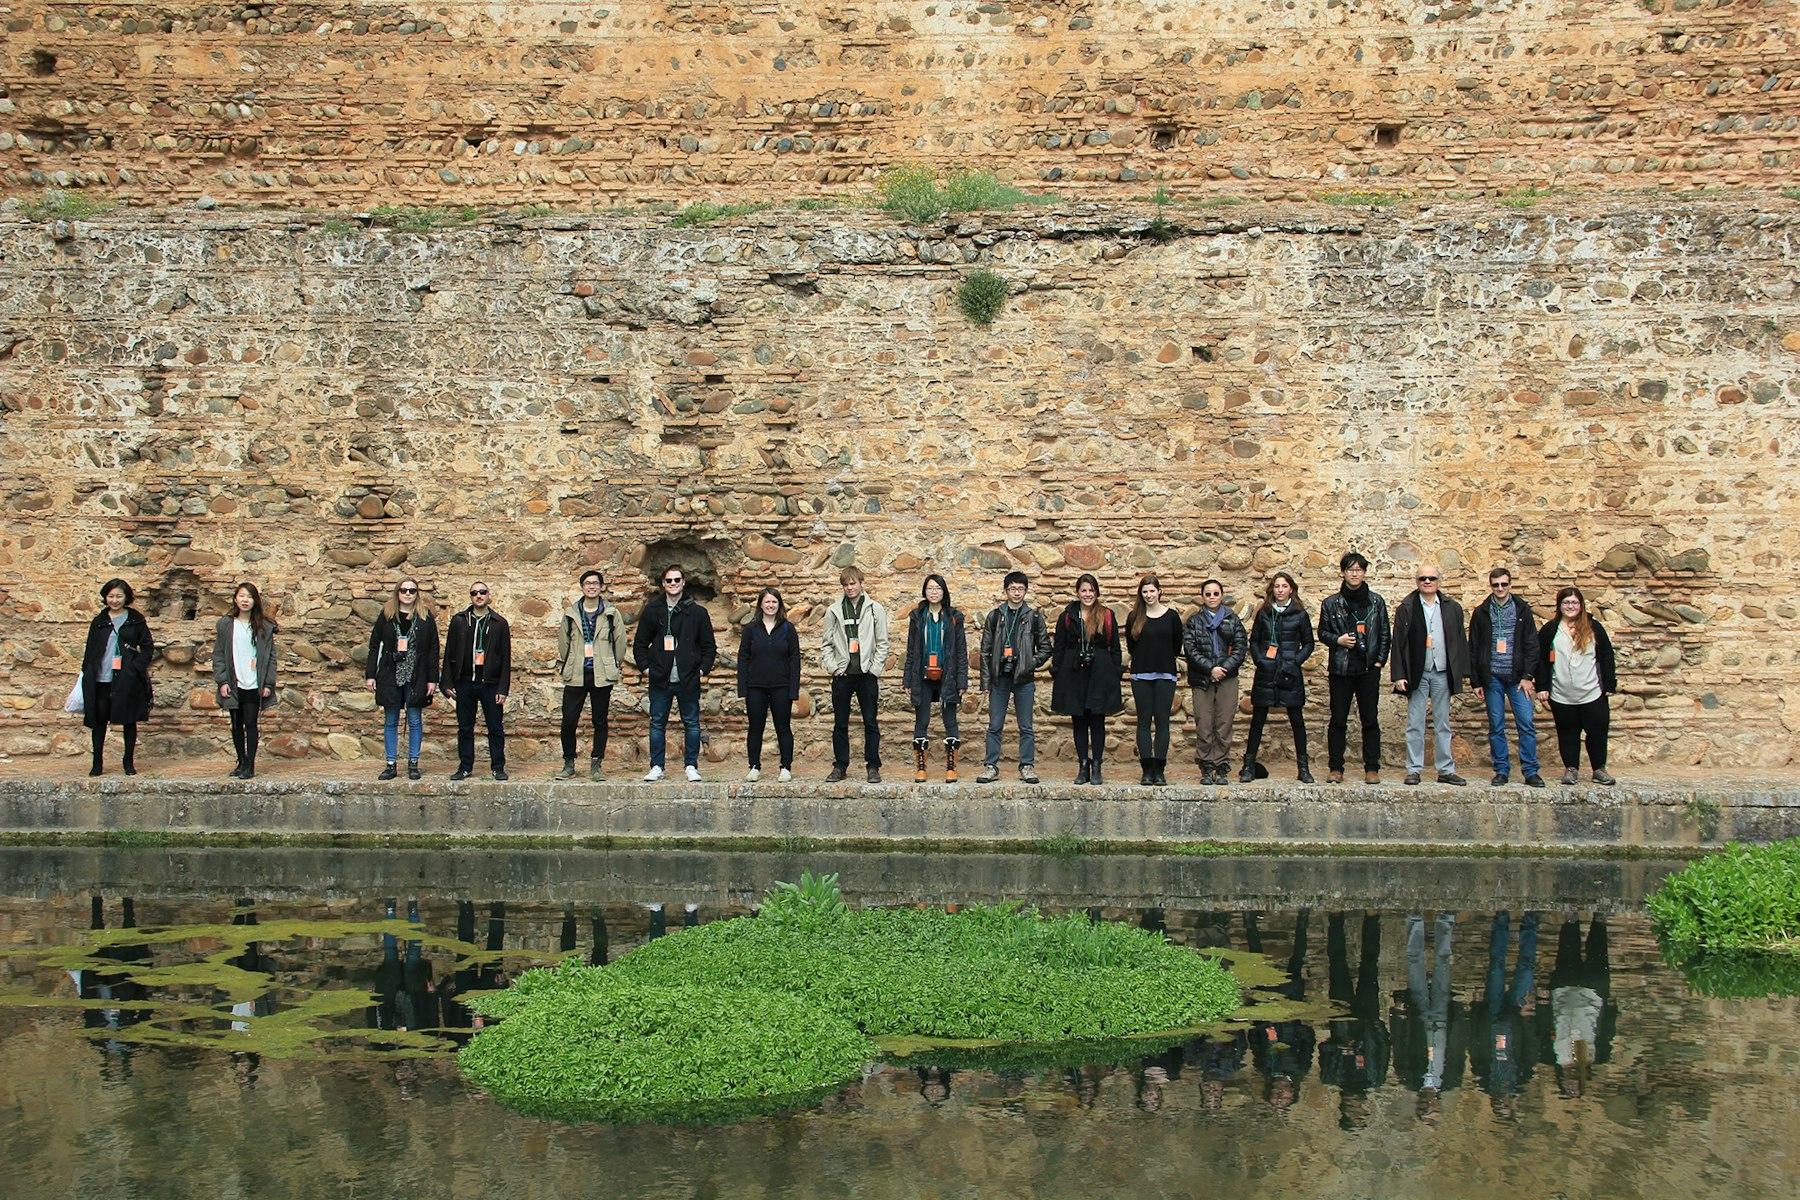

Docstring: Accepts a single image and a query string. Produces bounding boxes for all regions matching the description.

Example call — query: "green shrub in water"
[608,898,1241,1042]
[459,971,872,1124]
[1647,838,1800,952]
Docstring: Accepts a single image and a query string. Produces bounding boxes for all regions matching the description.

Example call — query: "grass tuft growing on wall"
[955,268,1009,326]
[878,165,1055,222]
[669,201,769,227]
[21,189,114,221]
[370,204,481,231]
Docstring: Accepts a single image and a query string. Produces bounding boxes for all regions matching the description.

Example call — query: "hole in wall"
[1375,124,1402,149]
[1191,345,1215,363]
[639,537,720,604]
[1150,127,1176,151]
[702,373,725,385]
[29,50,57,76]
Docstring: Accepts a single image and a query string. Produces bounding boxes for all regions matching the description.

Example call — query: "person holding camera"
[1317,552,1392,784]
[1050,573,1124,785]
[900,573,969,782]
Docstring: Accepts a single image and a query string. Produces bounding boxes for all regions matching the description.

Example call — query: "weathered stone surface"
[0,1,1795,205]
[0,201,1793,770]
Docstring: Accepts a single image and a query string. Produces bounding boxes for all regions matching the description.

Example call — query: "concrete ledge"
[0,845,1684,913]
[1,776,1794,852]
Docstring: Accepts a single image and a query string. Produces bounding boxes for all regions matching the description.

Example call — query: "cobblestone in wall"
[0,198,1797,768]
[2,1,1799,206]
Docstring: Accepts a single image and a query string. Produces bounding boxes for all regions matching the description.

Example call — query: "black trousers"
[1326,670,1383,771]
[88,682,138,767]
[230,689,262,766]
[744,686,794,770]
[559,677,612,761]
[454,681,506,771]
[1245,704,1308,763]
[831,672,881,768]
[1550,697,1609,771]
[1071,713,1108,763]
[1131,677,1176,762]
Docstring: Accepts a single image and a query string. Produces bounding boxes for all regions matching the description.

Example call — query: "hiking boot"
[555,758,577,780]
[825,765,848,783]
[976,764,1000,783]
[407,760,421,781]
[1592,770,1616,786]
[944,739,960,783]
[590,759,606,782]
[913,739,929,784]
[378,762,398,781]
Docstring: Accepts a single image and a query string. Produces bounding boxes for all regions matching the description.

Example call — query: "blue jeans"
[984,678,1036,767]
[648,680,702,768]
[1487,911,1539,1019]
[1484,680,1540,777]
[383,706,423,762]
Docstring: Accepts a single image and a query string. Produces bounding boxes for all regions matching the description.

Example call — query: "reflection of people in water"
[1319,912,1389,1130]
[916,1066,954,1105]
[370,898,437,1034]
[1247,908,1315,1114]
[1393,912,1464,1124]
[1134,1044,1182,1112]
[72,895,153,1079]
[222,897,278,1085]
[1185,1030,1249,1113]
[1470,911,1540,1120]
[1548,913,1615,1099]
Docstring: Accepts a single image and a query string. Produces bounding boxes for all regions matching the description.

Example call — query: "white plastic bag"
[63,677,84,715]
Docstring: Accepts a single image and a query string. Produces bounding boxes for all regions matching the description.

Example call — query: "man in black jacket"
[1390,570,1470,786]
[633,565,717,782]
[1468,568,1544,787]
[443,581,512,781]
[1316,552,1391,784]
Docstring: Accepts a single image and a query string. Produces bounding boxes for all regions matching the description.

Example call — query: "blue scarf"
[1201,606,1227,660]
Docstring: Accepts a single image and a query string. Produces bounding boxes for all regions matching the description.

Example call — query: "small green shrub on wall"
[955,269,1009,326]
[1646,838,1800,952]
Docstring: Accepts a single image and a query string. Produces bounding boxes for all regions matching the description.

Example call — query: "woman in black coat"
[736,587,802,783]
[900,573,970,783]
[80,578,155,776]
[1050,573,1125,785]
[364,578,440,780]
[1242,572,1316,783]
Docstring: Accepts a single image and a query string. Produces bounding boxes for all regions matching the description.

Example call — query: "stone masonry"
[2,1,1799,205]
[2,199,1797,770]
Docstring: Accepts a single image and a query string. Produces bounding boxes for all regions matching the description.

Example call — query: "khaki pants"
[1191,676,1240,763]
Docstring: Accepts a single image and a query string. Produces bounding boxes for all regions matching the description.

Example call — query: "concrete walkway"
[1,773,1794,852]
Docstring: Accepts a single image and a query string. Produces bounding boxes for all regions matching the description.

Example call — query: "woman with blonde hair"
[365,578,440,780]
[1535,586,1617,786]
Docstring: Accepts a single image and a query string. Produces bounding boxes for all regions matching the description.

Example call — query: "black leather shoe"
[1075,761,1091,785]
[1524,773,1545,788]
[378,763,398,781]
[1437,772,1468,786]
[1491,773,1509,786]
[407,761,421,781]
[825,765,848,783]
[493,769,509,782]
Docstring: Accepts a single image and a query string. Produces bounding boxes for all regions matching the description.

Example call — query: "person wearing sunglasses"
[365,579,440,780]
[1390,569,1470,786]
[633,565,717,782]
[1468,567,1543,787]
[442,581,512,782]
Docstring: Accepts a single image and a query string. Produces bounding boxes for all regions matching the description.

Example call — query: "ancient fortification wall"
[2,1,1798,205]
[2,199,1797,768]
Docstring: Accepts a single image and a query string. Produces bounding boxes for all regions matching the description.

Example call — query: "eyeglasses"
[398,587,417,594]
[1416,576,1438,583]
[663,577,683,585]
[470,589,488,597]
[1490,582,1510,590]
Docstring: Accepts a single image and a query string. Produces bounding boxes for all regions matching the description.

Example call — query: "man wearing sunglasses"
[442,582,512,782]
[1468,568,1544,787]
[1390,569,1470,786]
[633,565,717,782]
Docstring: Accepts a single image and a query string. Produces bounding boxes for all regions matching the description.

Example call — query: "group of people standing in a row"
[75,555,1618,787]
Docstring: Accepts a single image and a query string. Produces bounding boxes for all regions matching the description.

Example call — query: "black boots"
[378,762,398,781]
[1075,760,1091,785]
[1091,755,1104,786]
[1139,759,1168,787]
[407,760,421,781]
[1296,755,1315,785]
[1140,759,1154,787]
[1239,759,1259,783]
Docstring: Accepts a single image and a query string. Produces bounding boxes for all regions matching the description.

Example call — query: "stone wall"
[1,198,1796,769]
[3,1,1799,206]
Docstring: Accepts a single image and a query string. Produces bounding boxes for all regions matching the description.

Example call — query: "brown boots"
[914,739,929,783]
[945,738,960,783]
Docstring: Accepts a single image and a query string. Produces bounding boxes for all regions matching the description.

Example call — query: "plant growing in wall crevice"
[955,268,1009,326]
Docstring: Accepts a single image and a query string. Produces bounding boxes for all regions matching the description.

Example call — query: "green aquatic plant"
[760,870,850,927]
[1646,838,1800,951]
[459,970,872,1124]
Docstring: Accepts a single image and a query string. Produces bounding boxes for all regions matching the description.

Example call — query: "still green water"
[0,846,1792,1199]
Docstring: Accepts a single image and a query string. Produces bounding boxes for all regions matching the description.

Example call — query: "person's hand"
[426,682,437,697]
[1522,681,1537,701]
[260,686,271,698]
[496,694,507,706]
[1337,633,1355,647]
[442,686,454,700]
[366,678,376,691]
[1210,666,1226,683]
[1393,680,1408,694]
[218,684,230,698]
[1474,687,1484,701]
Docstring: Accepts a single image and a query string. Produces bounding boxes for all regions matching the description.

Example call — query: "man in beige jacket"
[821,566,890,783]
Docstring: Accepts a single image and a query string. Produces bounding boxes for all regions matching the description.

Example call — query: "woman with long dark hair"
[365,578,439,780]
[901,573,969,783]
[1242,572,1316,783]
[1125,573,1185,787]
[79,578,155,776]
[1536,586,1618,786]
[736,587,801,783]
[211,581,277,779]
[1050,573,1124,785]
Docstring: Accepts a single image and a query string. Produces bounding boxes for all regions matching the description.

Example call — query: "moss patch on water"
[458,874,1242,1123]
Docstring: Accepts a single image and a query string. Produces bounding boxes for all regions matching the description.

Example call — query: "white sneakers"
[778,767,792,782]
[685,765,703,783]
[642,765,664,782]
[745,767,762,782]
